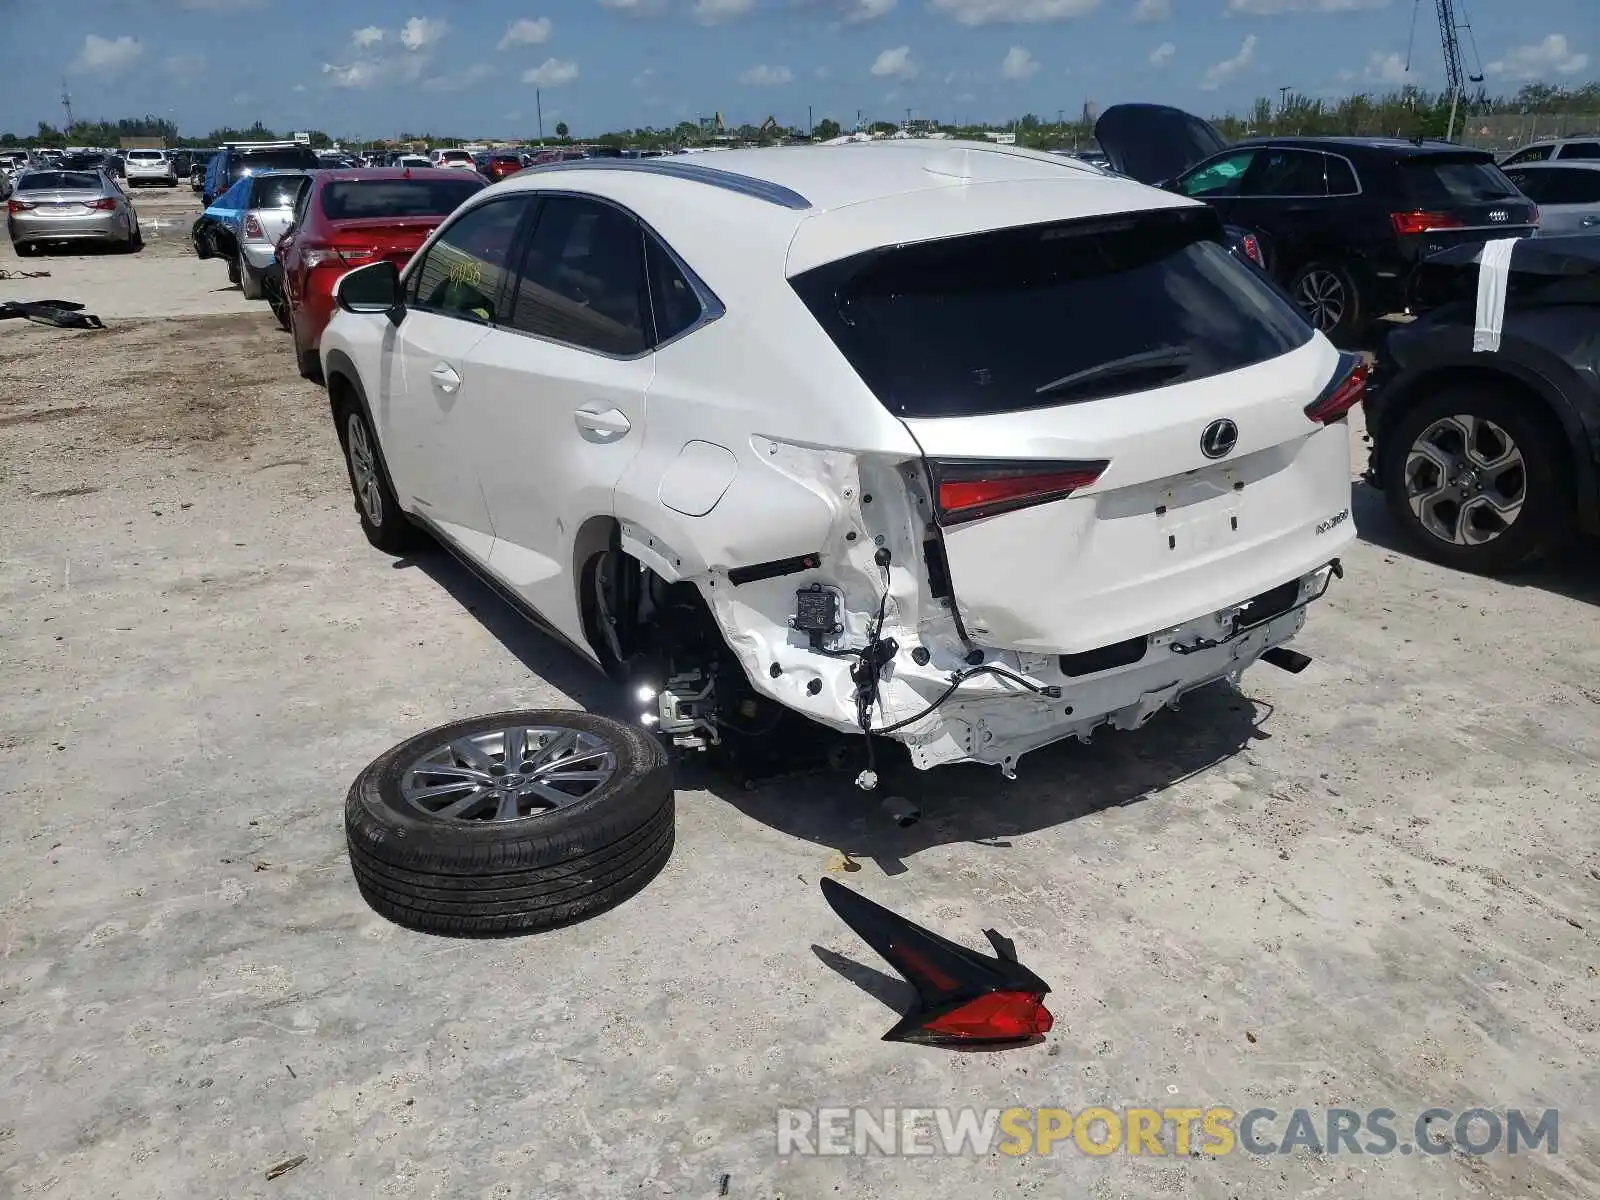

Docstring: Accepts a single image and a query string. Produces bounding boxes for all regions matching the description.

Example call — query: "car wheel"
[335,397,416,553]
[1289,261,1363,343]
[226,254,241,287]
[345,710,674,936]
[239,256,262,300]
[15,240,36,257]
[1379,384,1570,574]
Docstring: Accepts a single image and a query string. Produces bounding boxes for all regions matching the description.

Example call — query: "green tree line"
[2,80,1595,152]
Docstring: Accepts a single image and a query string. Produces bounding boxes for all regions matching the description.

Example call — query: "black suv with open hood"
[1094,103,1539,343]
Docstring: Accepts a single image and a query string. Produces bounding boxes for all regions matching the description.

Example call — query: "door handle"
[573,407,631,438]
[429,363,461,394]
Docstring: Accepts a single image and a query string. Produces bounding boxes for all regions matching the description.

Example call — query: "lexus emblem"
[1201,418,1239,459]
[1489,209,1508,223]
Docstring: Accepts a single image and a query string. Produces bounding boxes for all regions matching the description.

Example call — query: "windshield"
[127,151,164,161]
[320,177,484,219]
[17,171,102,192]
[1402,156,1521,205]
[791,207,1313,417]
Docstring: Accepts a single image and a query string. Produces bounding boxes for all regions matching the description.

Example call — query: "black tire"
[15,240,36,258]
[227,254,241,286]
[1288,260,1364,345]
[1379,383,1571,575]
[333,394,418,553]
[345,710,675,935]
[240,256,262,300]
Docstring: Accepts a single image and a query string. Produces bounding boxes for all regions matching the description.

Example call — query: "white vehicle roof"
[485,140,1194,277]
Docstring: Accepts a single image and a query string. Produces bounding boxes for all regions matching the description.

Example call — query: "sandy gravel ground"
[0,244,1597,1200]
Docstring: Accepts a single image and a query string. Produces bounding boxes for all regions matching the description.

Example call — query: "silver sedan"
[6,168,141,255]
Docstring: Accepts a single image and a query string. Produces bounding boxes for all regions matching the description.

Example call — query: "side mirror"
[336,259,405,325]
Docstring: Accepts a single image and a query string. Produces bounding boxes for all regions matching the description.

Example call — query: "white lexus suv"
[317,142,1358,777]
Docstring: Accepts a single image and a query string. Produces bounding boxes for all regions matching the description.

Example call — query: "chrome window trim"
[512,157,812,211]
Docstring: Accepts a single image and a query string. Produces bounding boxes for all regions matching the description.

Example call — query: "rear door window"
[504,196,649,356]
[790,207,1314,418]
[407,197,530,324]
[1401,156,1521,205]
[1556,141,1600,160]
[1325,155,1360,196]
[645,236,705,345]
[1507,167,1600,206]
[1245,149,1328,197]
[1179,150,1258,198]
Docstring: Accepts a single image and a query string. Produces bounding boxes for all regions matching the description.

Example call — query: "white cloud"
[522,56,580,86]
[1000,46,1040,79]
[498,18,553,48]
[694,0,753,22]
[1487,34,1589,80]
[292,82,307,93]
[425,63,497,91]
[632,67,657,86]
[323,60,383,89]
[845,0,897,20]
[1130,0,1169,20]
[1363,49,1409,83]
[738,63,794,85]
[1226,0,1385,12]
[929,0,1097,25]
[598,0,667,12]
[815,64,831,78]
[399,17,447,50]
[352,25,385,48]
[1199,33,1256,89]
[1148,40,1176,67]
[870,45,918,78]
[72,34,144,74]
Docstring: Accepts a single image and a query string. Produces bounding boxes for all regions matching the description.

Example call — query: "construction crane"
[1408,0,1485,141]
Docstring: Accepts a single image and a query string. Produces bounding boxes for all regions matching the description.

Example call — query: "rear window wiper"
[1034,346,1193,398]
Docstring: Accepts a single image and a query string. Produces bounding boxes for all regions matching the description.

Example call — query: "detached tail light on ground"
[930,459,1109,526]
[819,877,1053,1049]
[1305,353,1368,425]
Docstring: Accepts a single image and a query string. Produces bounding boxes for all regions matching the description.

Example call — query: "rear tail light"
[244,213,264,238]
[1390,210,1464,237]
[914,991,1055,1043]
[7,199,34,213]
[90,198,118,211]
[1305,352,1369,425]
[1241,233,1263,267]
[930,458,1109,526]
[303,245,377,268]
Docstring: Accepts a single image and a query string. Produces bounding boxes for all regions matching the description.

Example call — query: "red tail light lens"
[303,245,377,268]
[90,198,118,211]
[1241,233,1263,267]
[932,459,1109,525]
[916,991,1054,1043]
[1305,352,1368,424]
[7,199,34,213]
[244,213,264,238]
[1390,210,1464,237]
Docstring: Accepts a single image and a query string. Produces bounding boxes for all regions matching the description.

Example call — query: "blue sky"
[0,0,1593,138]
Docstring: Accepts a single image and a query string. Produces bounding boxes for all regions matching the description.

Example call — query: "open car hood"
[1093,103,1230,187]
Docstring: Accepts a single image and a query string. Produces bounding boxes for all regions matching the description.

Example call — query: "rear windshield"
[320,178,484,220]
[126,151,164,161]
[231,149,319,177]
[17,171,101,192]
[249,174,305,208]
[791,207,1313,417]
[1402,156,1521,205]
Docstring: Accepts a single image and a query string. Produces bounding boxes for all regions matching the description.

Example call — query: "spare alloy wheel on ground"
[345,710,675,935]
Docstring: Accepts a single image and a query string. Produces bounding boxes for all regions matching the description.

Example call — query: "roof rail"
[519,156,812,210]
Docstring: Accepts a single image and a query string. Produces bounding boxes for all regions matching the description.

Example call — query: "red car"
[482,153,526,182]
[277,167,486,379]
